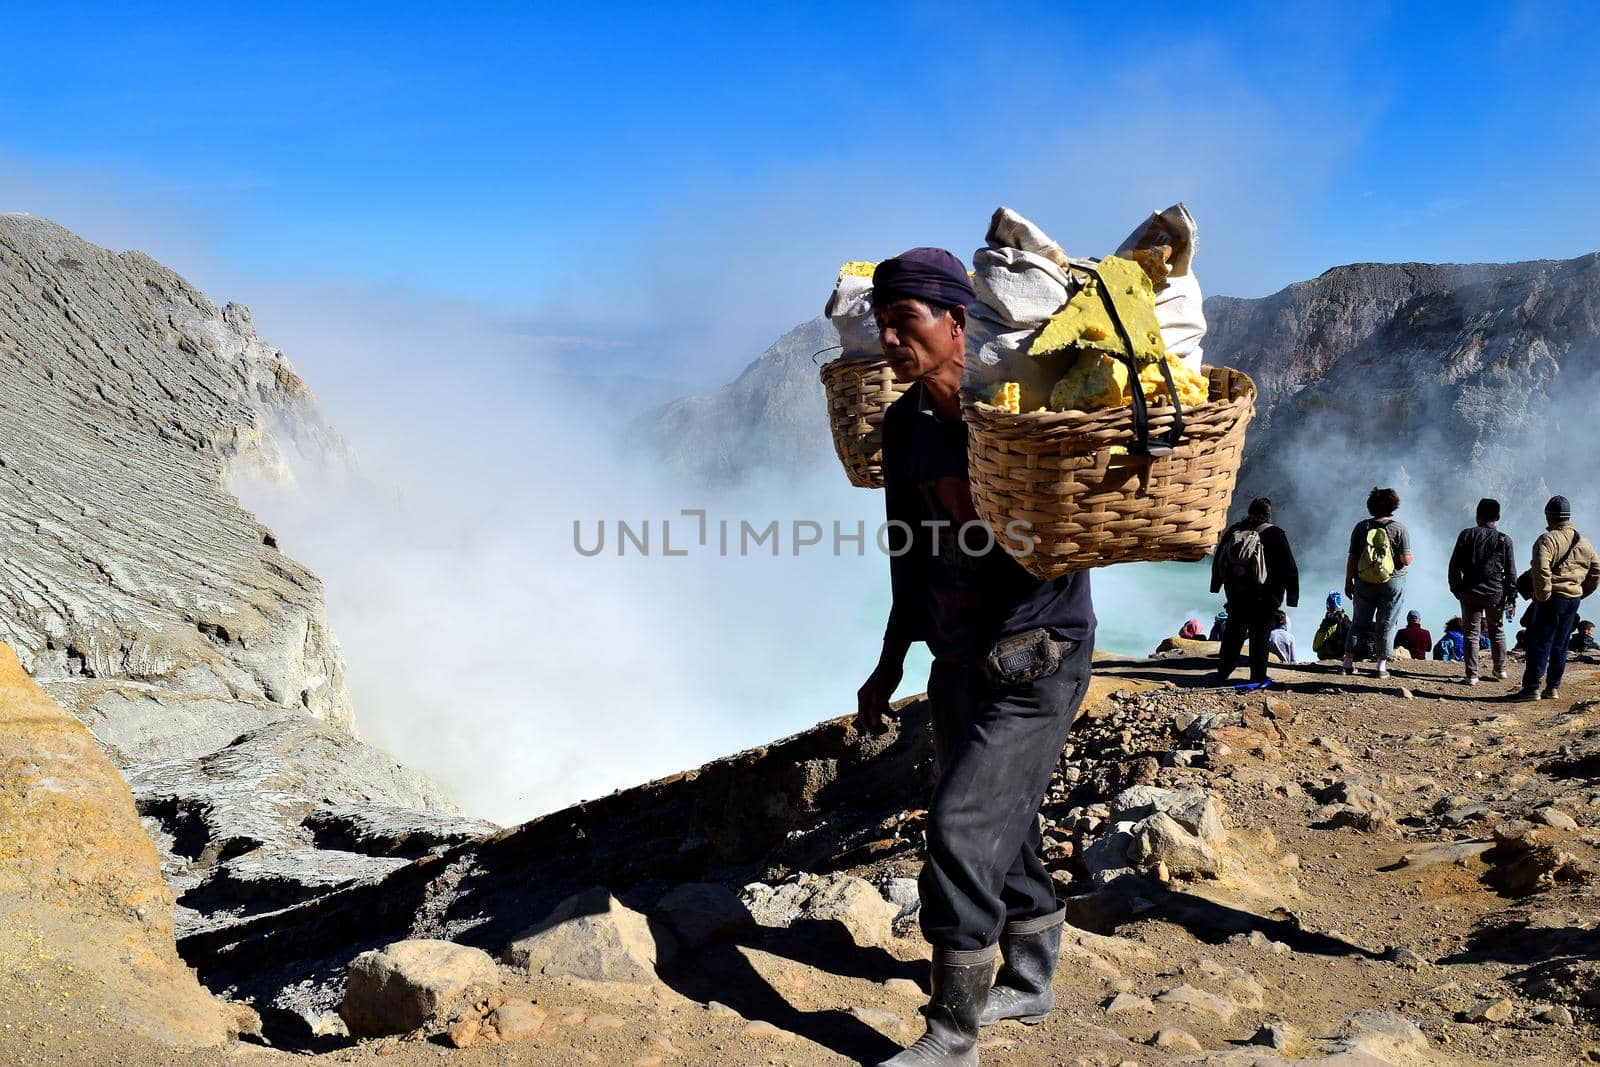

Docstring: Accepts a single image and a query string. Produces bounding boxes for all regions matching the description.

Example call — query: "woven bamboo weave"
[820,354,909,489]
[964,366,1257,578]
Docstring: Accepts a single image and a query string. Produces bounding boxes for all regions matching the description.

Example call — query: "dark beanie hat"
[871,247,976,309]
[1547,495,1572,521]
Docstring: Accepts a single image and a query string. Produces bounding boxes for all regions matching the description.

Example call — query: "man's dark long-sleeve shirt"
[881,382,1094,664]
[1209,518,1299,609]
[1448,523,1516,604]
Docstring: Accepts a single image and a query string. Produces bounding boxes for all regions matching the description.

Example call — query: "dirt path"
[11,655,1600,1065]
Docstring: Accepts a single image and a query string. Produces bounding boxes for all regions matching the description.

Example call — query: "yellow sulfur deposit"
[1030,255,1166,366]
[1046,351,1209,413]
[1049,353,1128,411]
[1137,356,1210,407]
[985,380,1021,413]
[837,260,878,279]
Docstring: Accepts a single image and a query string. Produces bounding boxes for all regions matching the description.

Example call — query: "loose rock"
[340,939,500,1038]
[504,887,673,983]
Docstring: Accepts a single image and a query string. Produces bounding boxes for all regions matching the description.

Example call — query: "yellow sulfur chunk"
[837,260,878,279]
[987,381,1021,413]
[1030,255,1166,366]
[1048,352,1128,412]
[1132,356,1209,407]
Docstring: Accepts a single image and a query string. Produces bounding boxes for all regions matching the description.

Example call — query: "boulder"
[1314,776,1397,832]
[340,939,500,1038]
[504,887,673,983]
[1101,787,1232,880]
[1155,982,1237,1021]
[653,883,753,950]
[1128,812,1224,879]
[741,873,900,948]
[0,643,254,1047]
[484,999,547,1043]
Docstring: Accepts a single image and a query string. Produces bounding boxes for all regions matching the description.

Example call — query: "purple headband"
[871,247,975,309]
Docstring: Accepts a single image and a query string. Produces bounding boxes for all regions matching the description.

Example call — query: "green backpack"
[1357,524,1396,584]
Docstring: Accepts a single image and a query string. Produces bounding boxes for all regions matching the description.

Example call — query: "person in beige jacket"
[1519,495,1600,700]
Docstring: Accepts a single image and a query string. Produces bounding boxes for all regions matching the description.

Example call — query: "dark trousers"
[919,633,1093,952]
[1522,594,1582,693]
[1218,595,1274,683]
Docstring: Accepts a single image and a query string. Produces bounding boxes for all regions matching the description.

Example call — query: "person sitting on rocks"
[1207,609,1228,641]
[1179,618,1206,640]
[1518,496,1600,701]
[1343,487,1413,678]
[1433,618,1466,661]
[1266,609,1297,664]
[853,248,1096,1067]
[1394,611,1432,662]
[1313,592,1350,660]
[1571,620,1598,654]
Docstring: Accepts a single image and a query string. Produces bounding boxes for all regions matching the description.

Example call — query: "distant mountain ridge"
[641,252,1600,533]
[1209,254,1600,528]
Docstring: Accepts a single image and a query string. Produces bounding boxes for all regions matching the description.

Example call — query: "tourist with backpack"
[1342,487,1412,678]
[1447,497,1516,685]
[1312,592,1351,660]
[1210,497,1299,685]
[1516,496,1600,700]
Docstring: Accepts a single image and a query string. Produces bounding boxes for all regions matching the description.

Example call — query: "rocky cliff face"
[0,216,491,936]
[0,215,352,720]
[1208,254,1600,530]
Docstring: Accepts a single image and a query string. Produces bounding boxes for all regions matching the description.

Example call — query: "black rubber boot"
[978,908,1063,1026]
[876,945,996,1066]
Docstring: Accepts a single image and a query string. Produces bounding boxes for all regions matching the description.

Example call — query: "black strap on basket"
[1090,264,1185,457]
[812,344,845,367]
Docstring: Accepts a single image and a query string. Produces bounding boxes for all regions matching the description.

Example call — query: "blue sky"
[2,1,1596,383]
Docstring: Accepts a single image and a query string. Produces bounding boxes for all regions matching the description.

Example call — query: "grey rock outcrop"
[0,214,350,719]
[0,215,490,932]
[1209,254,1600,529]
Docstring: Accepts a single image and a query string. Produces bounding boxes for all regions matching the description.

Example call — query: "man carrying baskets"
[852,248,1096,1067]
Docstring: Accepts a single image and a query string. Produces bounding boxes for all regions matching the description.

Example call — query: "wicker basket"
[965,366,1256,578]
[819,354,909,489]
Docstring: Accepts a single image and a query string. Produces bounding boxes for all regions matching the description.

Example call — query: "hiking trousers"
[1347,575,1405,660]
[920,632,1093,953]
[1218,594,1274,683]
[1460,595,1506,680]
[1522,594,1581,693]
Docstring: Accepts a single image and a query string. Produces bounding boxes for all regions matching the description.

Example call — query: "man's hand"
[1344,580,1355,599]
[854,661,904,735]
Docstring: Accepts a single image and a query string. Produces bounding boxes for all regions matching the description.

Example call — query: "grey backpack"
[1219,524,1272,585]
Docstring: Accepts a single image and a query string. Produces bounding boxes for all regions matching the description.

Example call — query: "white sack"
[1117,202,1205,370]
[1154,272,1206,370]
[965,306,1056,409]
[964,207,1083,404]
[824,273,880,358]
